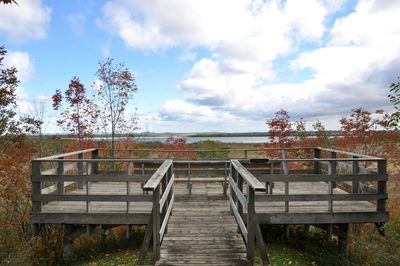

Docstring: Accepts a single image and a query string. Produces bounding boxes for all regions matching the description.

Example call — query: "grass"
[68,241,347,266]
[73,249,141,266]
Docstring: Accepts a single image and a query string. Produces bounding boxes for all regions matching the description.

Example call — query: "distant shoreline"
[37,130,343,139]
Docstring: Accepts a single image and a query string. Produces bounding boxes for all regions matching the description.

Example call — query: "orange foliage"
[158,137,196,159]
[0,136,34,231]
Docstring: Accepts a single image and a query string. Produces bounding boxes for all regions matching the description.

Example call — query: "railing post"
[328,160,336,213]
[314,148,321,174]
[32,160,41,213]
[282,150,289,212]
[238,174,244,216]
[352,156,359,193]
[377,160,387,212]
[78,153,84,189]
[57,157,64,195]
[330,152,337,188]
[223,162,228,196]
[153,185,161,261]
[247,185,255,264]
[92,149,99,174]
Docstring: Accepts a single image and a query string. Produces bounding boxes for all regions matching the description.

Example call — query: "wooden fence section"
[31,151,174,262]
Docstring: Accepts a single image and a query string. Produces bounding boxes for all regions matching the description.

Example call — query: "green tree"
[0,46,40,138]
[387,76,400,131]
[312,120,330,147]
[294,117,308,143]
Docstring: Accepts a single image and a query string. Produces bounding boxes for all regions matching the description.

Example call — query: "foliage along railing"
[98,147,316,159]
[142,159,174,263]
[229,159,269,265]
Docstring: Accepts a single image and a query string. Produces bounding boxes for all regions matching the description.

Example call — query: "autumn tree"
[0,0,18,4]
[0,45,40,264]
[52,77,99,149]
[266,109,293,148]
[339,108,386,155]
[94,58,138,156]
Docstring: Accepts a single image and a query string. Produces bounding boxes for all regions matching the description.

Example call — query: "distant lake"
[134,136,268,143]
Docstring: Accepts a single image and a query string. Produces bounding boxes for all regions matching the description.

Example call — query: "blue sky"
[0,0,399,133]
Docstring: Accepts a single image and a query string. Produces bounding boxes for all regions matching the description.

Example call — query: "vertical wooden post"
[223,162,228,196]
[32,160,42,215]
[92,149,99,174]
[352,156,360,193]
[161,171,168,232]
[338,224,349,256]
[377,160,387,212]
[328,157,336,213]
[247,186,255,264]
[78,153,84,189]
[314,148,321,174]
[330,152,337,188]
[229,163,234,215]
[282,150,289,213]
[153,185,161,261]
[127,162,132,213]
[244,150,248,158]
[167,163,173,226]
[238,174,244,215]
[63,224,73,259]
[188,162,192,195]
[57,157,64,195]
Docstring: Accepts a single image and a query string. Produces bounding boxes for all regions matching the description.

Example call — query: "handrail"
[231,160,265,191]
[35,148,97,160]
[317,147,383,159]
[99,147,316,152]
[230,159,268,265]
[143,159,172,191]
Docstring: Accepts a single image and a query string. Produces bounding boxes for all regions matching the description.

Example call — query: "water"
[133,136,268,143]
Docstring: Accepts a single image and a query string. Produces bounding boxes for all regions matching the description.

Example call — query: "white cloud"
[0,0,51,42]
[100,0,400,131]
[3,51,35,82]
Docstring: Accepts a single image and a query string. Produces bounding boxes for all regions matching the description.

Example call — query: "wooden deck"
[38,182,376,215]
[31,147,389,265]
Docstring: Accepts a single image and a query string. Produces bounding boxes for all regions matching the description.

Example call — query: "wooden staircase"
[156,194,250,265]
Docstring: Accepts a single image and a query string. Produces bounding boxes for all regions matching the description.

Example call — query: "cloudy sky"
[0,0,399,133]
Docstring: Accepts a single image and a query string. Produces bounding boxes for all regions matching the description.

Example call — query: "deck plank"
[156,194,250,266]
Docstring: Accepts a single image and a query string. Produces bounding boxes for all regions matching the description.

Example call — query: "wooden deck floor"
[41,181,376,214]
[156,194,250,266]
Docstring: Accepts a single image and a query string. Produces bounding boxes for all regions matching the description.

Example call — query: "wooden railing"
[142,159,174,263]
[229,159,269,265]
[254,147,388,225]
[173,160,230,195]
